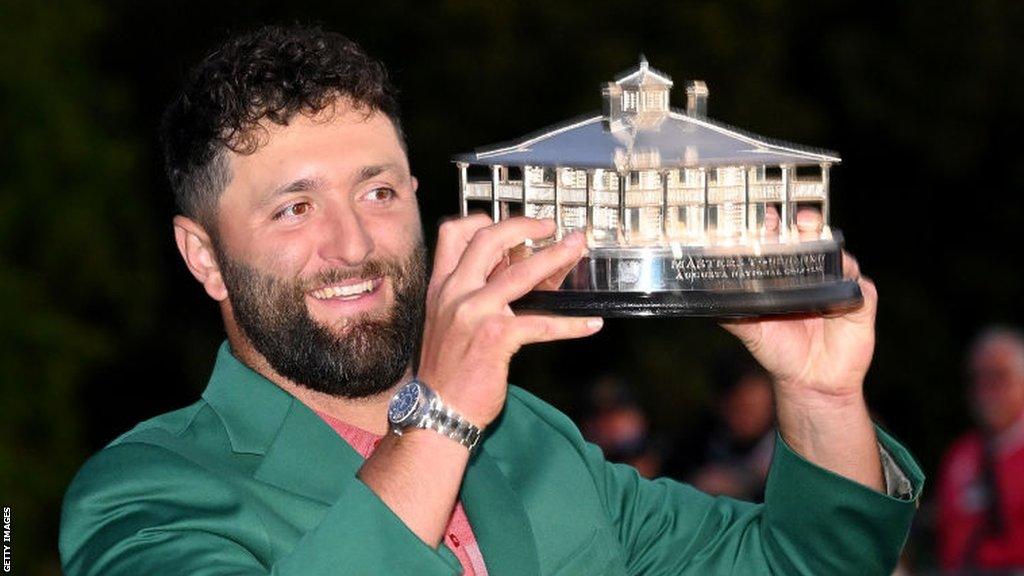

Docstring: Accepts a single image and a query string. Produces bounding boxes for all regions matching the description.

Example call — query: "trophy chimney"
[685,80,708,118]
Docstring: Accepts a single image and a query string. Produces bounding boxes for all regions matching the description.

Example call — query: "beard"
[215,241,428,399]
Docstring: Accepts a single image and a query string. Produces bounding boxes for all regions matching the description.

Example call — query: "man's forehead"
[225,106,410,199]
[253,106,403,158]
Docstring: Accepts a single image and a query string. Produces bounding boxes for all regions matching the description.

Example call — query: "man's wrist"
[388,379,484,451]
[416,369,501,429]
[776,389,872,447]
[776,391,885,492]
[775,379,867,412]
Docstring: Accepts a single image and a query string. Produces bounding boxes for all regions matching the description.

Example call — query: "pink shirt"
[317,411,488,575]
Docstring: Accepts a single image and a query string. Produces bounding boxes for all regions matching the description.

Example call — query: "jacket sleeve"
[507,387,924,576]
[59,442,463,576]
[590,427,923,575]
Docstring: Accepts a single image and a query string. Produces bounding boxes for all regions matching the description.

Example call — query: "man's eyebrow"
[262,164,405,204]
[355,163,402,184]
[266,176,327,201]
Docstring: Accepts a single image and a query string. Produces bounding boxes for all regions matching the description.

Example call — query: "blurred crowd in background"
[2,0,1022,574]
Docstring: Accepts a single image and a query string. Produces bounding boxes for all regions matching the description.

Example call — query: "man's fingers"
[821,250,876,323]
[796,206,823,240]
[535,257,578,291]
[480,232,587,303]
[453,217,557,283]
[842,251,861,281]
[796,206,823,232]
[845,273,878,324]
[718,318,762,352]
[504,314,603,346]
[433,214,493,283]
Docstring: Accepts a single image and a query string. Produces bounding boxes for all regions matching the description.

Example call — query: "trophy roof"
[455,58,840,170]
[455,111,840,169]
[612,55,674,88]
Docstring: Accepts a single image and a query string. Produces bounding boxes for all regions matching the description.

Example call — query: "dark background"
[2,0,1021,573]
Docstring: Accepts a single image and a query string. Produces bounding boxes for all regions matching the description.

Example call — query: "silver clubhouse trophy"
[454,57,861,317]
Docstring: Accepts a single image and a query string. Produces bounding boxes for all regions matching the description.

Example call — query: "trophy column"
[457,161,468,217]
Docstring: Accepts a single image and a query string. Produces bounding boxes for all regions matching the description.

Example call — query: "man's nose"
[318,206,373,266]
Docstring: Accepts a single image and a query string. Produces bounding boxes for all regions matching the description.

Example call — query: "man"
[60,24,922,575]
[937,327,1024,569]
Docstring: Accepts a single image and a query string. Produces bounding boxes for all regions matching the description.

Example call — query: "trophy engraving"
[455,57,861,317]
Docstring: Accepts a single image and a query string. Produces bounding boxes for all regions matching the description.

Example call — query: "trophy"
[454,57,861,317]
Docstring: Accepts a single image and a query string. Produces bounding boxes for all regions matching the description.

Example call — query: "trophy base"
[508,233,862,318]
[511,279,863,318]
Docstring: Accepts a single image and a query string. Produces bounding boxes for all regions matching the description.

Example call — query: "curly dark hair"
[160,24,403,228]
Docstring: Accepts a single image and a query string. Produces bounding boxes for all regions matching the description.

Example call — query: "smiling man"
[60,24,923,575]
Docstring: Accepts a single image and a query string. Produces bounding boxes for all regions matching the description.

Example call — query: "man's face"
[211,103,426,398]
[970,340,1024,433]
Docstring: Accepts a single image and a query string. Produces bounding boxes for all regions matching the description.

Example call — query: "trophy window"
[522,166,554,236]
[462,164,495,218]
[498,166,524,219]
[623,170,665,245]
[589,169,621,244]
[556,168,588,236]
[666,204,705,243]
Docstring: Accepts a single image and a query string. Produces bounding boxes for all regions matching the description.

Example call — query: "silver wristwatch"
[387,379,482,451]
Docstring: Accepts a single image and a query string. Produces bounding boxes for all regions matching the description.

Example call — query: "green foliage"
[0,1,158,572]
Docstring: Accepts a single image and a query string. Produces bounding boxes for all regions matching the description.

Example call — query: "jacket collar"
[200,342,539,573]
[200,342,293,455]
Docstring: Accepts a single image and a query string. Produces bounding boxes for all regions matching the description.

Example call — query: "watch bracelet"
[418,395,482,451]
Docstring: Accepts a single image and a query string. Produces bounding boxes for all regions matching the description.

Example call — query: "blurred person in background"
[937,326,1024,570]
[580,376,663,478]
[667,355,776,501]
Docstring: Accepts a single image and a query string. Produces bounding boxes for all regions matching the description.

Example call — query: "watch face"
[388,381,421,425]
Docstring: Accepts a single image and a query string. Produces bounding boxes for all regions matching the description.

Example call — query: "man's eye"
[273,202,312,220]
[364,187,396,202]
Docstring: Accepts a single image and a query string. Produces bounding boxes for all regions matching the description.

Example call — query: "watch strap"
[417,397,483,451]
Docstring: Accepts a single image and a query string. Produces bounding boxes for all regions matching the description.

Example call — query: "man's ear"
[173,215,228,302]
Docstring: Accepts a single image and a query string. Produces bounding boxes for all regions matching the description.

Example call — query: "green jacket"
[60,343,923,575]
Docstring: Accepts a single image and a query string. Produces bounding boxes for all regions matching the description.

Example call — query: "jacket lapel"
[252,399,365,504]
[461,445,540,576]
[201,342,363,504]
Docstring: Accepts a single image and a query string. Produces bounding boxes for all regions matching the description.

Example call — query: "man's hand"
[721,207,885,491]
[721,250,875,404]
[360,215,600,548]
[418,215,603,427]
